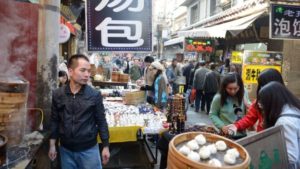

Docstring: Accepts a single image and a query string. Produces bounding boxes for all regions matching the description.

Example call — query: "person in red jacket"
[224,68,284,133]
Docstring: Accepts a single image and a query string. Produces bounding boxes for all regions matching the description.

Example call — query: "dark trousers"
[195,89,205,112]
[157,131,175,169]
[204,92,216,114]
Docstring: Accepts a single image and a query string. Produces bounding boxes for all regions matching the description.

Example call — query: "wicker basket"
[168,132,250,169]
[123,91,146,105]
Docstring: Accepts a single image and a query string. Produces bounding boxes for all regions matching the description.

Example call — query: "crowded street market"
[0,0,300,169]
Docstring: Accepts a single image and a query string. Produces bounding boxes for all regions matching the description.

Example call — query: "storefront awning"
[178,10,266,38]
[164,37,185,46]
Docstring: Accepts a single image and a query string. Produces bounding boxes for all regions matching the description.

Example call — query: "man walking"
[49,54,110,169]
[166,59,182,94]
[193,61,209,112]
[182,60,194,93]
[203,63,220,114]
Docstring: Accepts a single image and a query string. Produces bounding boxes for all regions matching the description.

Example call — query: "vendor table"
[98,126,141,143]
[92,80,128,88]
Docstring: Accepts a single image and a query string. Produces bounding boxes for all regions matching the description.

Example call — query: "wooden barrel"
[0,77,28,146]
[119,74,129,83]
[168,132,250,169]
[111,72,120,82]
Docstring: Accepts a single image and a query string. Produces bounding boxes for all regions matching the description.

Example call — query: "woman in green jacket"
[209,73,250,137]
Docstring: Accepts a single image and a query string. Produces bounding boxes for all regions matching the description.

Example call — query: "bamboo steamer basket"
[111,71,120,82]
[168,132,250,169]
[0,77,28,146]
[119,74,129,83]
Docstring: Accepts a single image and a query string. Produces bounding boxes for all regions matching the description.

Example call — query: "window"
[210,0,217,16]
[190,3,199,24]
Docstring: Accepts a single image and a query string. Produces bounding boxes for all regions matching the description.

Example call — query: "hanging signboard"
[242,65,282,84]
[86,0,152,52]
[59,24,71,44]
[243,51,283,66]
[270,4,300,39]
[242,51,283,84]
[184,38,213,53]
[231,51,243,64]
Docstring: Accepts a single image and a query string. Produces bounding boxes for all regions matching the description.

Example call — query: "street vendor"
[258,82,300,169]
[149,61,168,111]
[209,73,250,138]
[49,54,110,169]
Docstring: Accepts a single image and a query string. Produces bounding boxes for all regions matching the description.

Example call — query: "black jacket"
[203,70,220,93]
[50,84,109,152]
[183,63,194,87]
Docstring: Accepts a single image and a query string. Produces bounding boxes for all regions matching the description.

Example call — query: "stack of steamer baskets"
[0,76,29,146]
[168,132,250,169]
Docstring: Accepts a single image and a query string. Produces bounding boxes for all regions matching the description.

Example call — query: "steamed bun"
[179,145,191,156]
[215,140,227,151]
[207,144,217,154]
[199,146,211,159]
[224,153,236,165]
[187,151,200,162]
[208,158,222,167]
[195,134,206,145]
[186,140,199,150]
[226,148,240,158]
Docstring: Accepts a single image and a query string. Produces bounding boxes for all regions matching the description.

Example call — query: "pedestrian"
[58,70,68,87]
[49,54,110,169]
[129,59,142,82]
[203,63,220,114]
[149,61,168,111]
[224,68,284,133]
[209,73,250,139]
[166,58,182,94]
[140,56,155,104]
[188,62,200,107]
[193,61,210,112]
[258,82,300,169]
[182,60,194,93]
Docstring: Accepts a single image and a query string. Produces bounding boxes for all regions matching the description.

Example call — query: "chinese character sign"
[271,4,300,39]
[184,38,214,53]
[86,0,152,51]
[231,51,243,64]
[242,65,282,84]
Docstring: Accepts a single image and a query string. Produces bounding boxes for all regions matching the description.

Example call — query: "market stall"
[97,88,168,166]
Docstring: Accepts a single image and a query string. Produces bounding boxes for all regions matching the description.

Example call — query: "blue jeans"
[59,144,102,169]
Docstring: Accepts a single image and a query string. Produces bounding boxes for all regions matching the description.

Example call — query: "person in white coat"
[258,82,300,169]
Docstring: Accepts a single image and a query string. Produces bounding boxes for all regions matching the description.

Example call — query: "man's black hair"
[67,54,89,69]
[144,56,154,63]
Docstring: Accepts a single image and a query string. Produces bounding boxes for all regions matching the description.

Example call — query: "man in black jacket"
[203,63,220,114]
[48,54,110,169]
